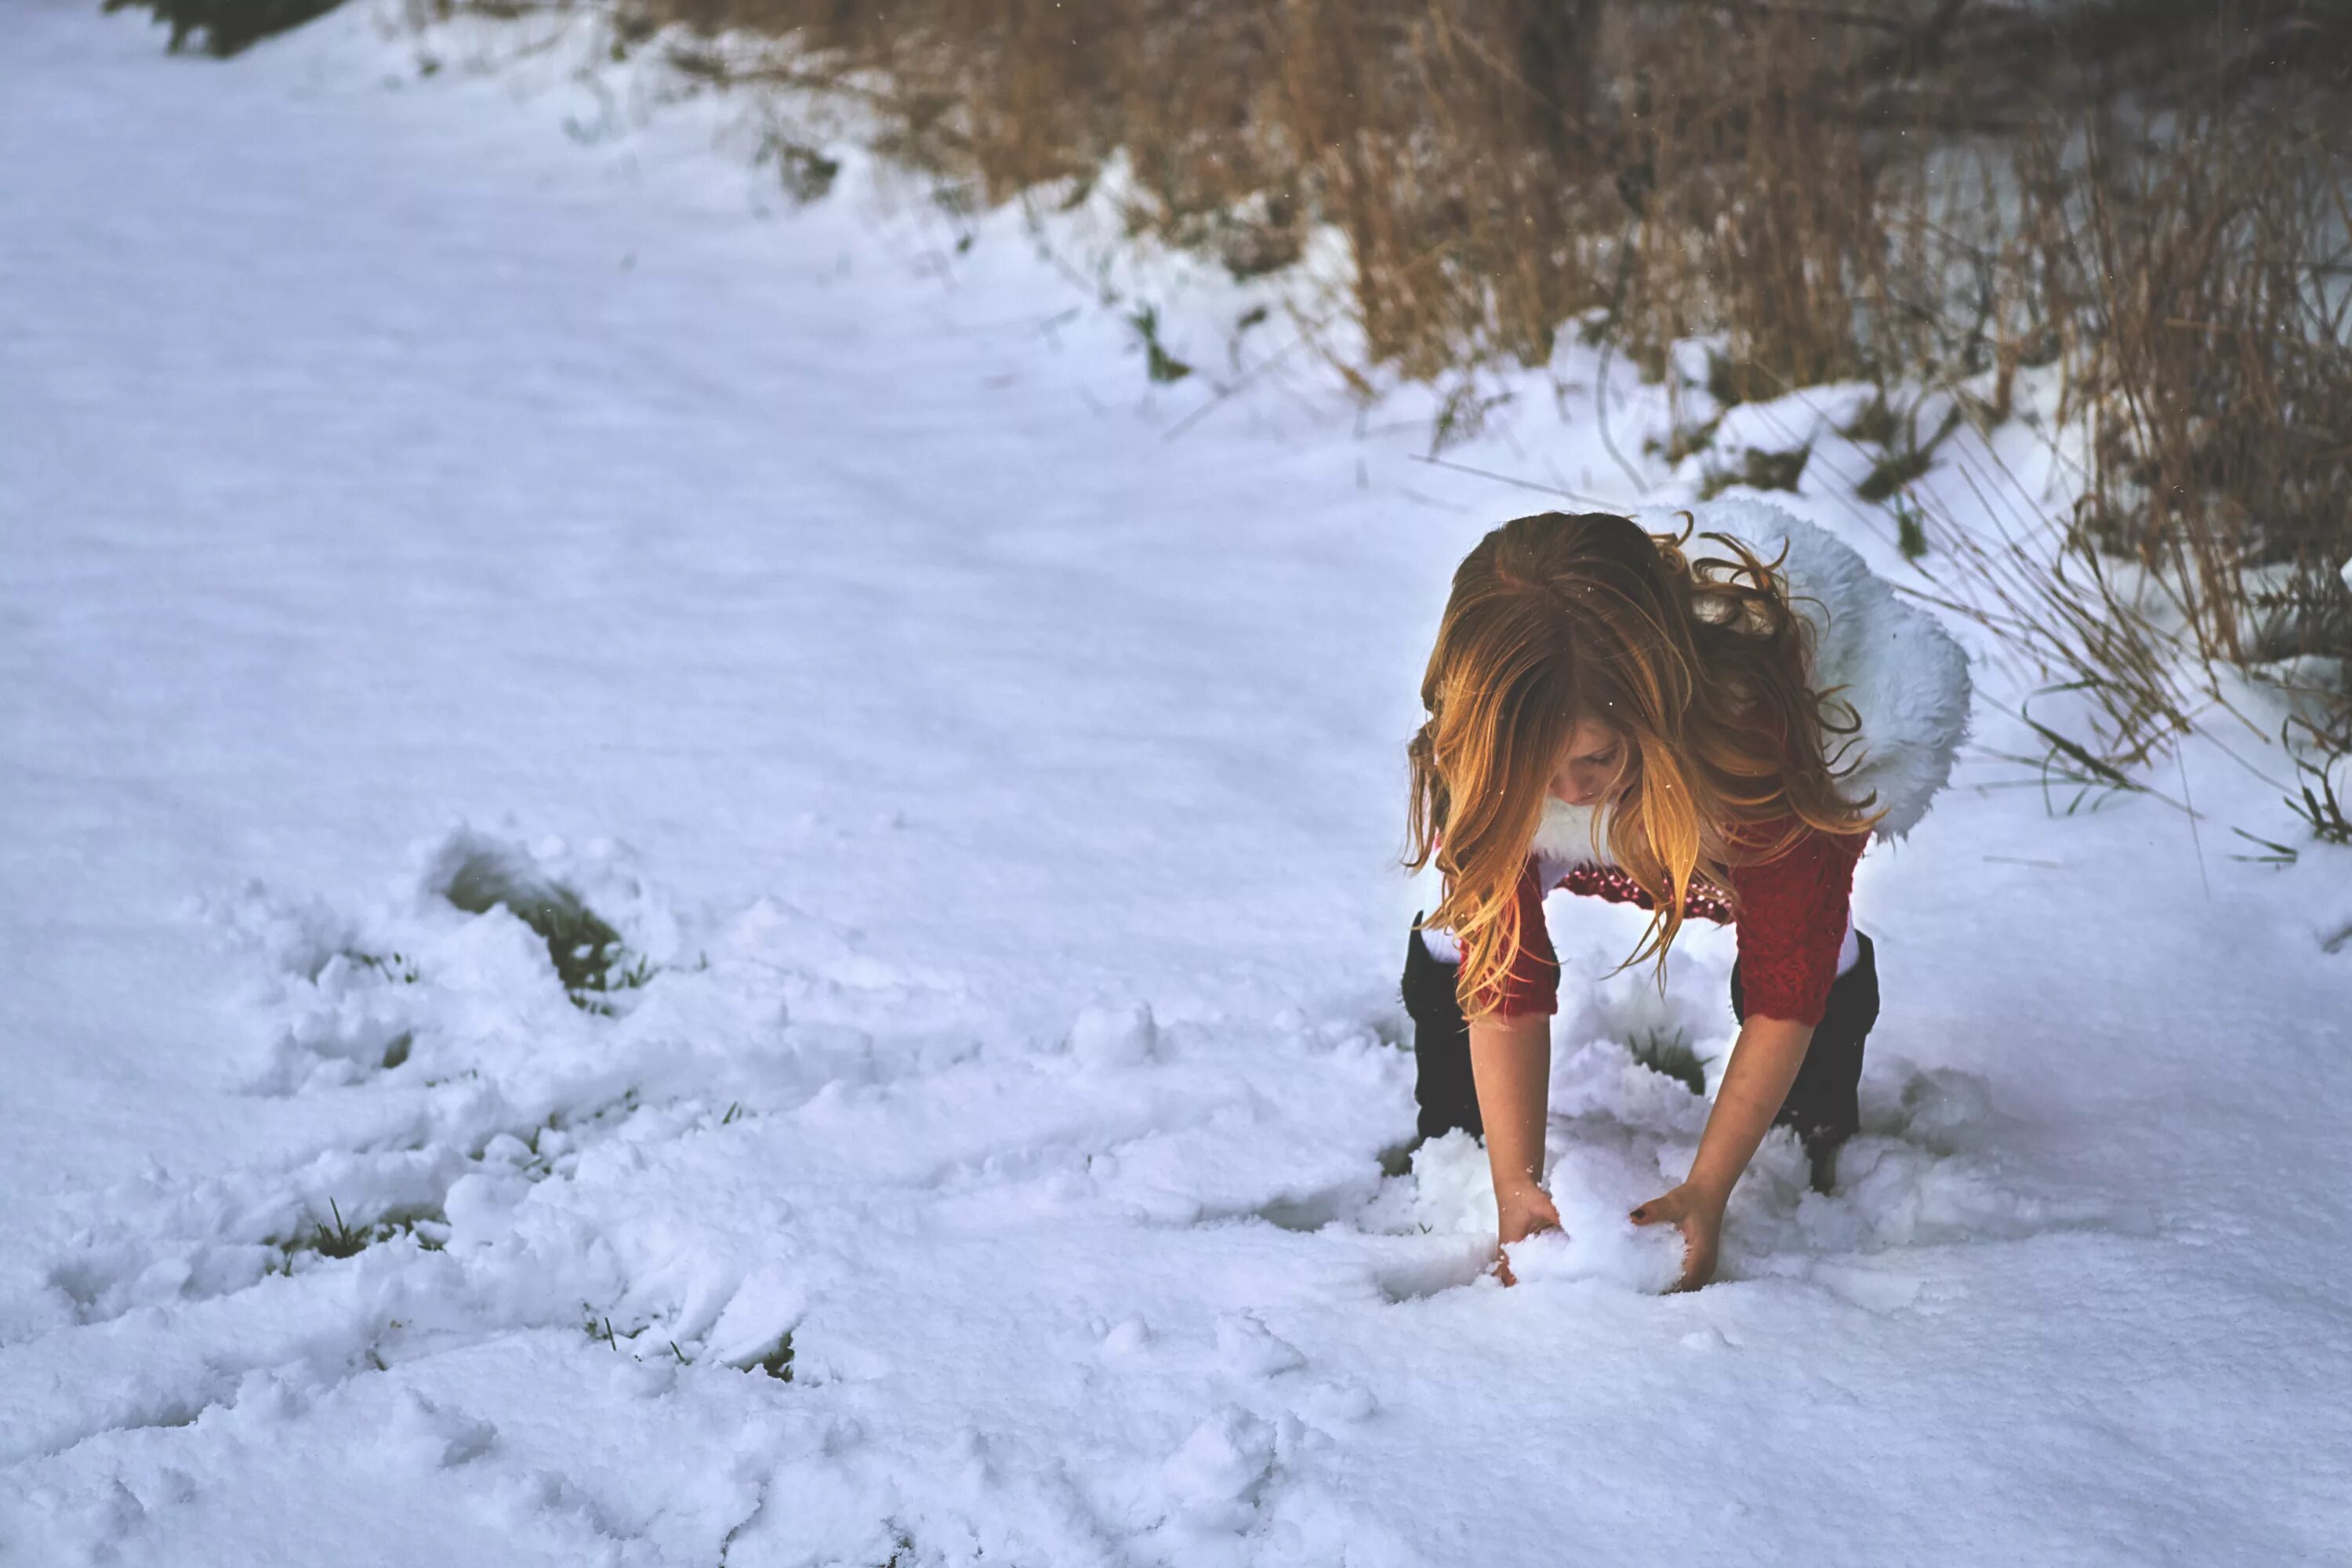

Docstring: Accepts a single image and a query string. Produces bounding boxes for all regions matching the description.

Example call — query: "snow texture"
[2,3,2350,1565]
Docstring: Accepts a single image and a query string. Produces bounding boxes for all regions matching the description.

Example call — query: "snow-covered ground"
[4,3,2349,1563]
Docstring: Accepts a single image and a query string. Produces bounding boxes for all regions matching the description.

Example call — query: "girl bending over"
[1402,506,1966,1290]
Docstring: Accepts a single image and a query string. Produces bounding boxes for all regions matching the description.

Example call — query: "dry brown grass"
[2052,100,2352,673]
[413,0,2352,743]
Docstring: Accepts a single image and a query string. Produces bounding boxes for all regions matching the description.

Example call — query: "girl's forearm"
[1467,1013,1552,1193]
[1685,1015,1814,1202]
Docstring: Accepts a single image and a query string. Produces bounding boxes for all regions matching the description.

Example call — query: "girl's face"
[1549,720,1632,809]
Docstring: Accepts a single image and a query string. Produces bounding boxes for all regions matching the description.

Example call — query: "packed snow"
[4,2,2349,1563]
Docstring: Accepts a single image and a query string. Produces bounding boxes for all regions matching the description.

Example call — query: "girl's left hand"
[1629,1184,1725,1292]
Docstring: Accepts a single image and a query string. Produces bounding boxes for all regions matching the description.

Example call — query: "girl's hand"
[1497,1181,1562,1247]
[1630,1184,1725,1292]
[1490,1183,1563,1286]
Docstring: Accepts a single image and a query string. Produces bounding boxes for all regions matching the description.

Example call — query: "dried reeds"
[417,0,2352,746]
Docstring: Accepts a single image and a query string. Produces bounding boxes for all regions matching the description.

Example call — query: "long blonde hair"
[1406,511,1880,1014]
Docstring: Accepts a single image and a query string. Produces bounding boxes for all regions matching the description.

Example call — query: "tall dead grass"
[420,0,2352,750]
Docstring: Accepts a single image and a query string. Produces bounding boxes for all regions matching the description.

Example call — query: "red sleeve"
[1468,857,1559,1018]
[1726,821,1864,1025]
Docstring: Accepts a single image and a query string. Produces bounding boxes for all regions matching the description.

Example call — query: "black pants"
[1401,918,1880,1188]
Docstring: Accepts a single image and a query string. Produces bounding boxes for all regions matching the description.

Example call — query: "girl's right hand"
[1496,1182,1563,1247]
[1491,1183,1563,1286]
[1629,1183,1724,1292]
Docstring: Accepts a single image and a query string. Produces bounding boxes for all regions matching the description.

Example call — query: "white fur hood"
[1530,498,1972,865]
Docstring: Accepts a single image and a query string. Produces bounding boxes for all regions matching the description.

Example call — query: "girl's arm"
[1632,821,1861,1290]
[1468,1013,1559,1249]
[1630,1014,1814,1290]
[1462,858,1567,1265]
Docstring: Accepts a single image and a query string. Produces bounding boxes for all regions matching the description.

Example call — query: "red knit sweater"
[1482,819,1864,1025]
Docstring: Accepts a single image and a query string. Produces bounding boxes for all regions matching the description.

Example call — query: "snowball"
[1099,1316,1152,1359]
[1069,1002,1157,1067]
[1160,1406,1275,1525]
[1502,1220,1684,1296]
[1212,1312,1305,1381]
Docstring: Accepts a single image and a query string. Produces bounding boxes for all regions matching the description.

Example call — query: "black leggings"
[1401,917,1879,1177]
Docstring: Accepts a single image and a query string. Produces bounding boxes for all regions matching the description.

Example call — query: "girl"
[1401,503,1969,1290]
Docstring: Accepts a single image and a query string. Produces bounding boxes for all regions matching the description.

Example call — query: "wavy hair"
[1405,511,1881,1014]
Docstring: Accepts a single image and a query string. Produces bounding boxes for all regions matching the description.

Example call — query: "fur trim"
[1530,499,1971,865]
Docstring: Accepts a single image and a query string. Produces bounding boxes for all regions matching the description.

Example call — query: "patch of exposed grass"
[1127,304,1192,384]
[1893,495,1929,561]
[1841,393,1903,448]
[1628,1029,1709,1096]
[1655,412,1725,467]
[1427,377,1515,454]
[1970,683,2199,818]
[1705,351,1775,410]
[2229,825,2299,866]
[1857,445,1935,504]
[1856,399,1963,503]
[1700,445,1810,500]
[347,949,420,985]
[2286,733,2351,845]
[279,1198,448,1265]
[437,847,659,1012]
[758,129,840,204]
[753,1331,795,1381]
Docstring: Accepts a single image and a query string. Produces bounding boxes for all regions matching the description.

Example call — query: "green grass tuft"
[2288,748,2351,845]
[1627,1029,1710,1095]
[1893,495,1929,561]
[348,949,419,984]
[758,132,841,205]
[1857,445,1934,503]
[1127,305,1192,383]
[1656,412,1725,466]
[1840,393,1902,447]
[1699,445,1809,500]
[1705,351,1773,408]
[279,1198,447,1265]
[438,849,659,1011]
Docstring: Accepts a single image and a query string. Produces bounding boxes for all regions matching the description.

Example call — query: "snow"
[4,2,2350,1563]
